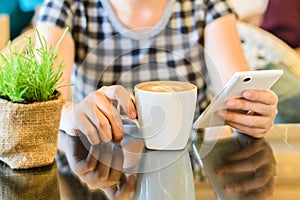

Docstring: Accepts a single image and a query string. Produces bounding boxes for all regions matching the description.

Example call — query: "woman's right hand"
[60,85,136,144]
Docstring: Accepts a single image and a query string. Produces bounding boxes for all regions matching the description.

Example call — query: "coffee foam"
[137,81,195,92]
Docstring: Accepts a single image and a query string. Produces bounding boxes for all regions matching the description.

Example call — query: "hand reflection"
[58,131,136,200]
[215,133,276,200]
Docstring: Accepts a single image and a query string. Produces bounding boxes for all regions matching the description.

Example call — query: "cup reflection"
[134,147,195,200]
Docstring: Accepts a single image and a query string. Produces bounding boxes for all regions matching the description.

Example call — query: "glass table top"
[0,124,299,200]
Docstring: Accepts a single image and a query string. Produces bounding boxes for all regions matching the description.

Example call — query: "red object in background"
[261,0,300,48]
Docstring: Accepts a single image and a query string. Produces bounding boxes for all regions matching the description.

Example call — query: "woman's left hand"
[216,89,278,138]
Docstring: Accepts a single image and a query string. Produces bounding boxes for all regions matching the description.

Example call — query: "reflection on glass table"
[0,124,299,199]
[194,124,300,200]
[134,146,195,200]
[57,129,196,200]
[0,162,60,199]
[200,131,276,200]
[57,131,139,199]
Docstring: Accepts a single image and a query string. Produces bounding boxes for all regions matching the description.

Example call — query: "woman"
[35,0,278,144]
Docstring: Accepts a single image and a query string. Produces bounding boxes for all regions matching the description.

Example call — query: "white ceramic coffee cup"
[134,81,197,150]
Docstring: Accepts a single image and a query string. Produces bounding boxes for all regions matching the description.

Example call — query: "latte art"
[137,81,195,92]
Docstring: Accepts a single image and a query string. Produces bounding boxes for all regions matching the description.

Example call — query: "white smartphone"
[193,70,283,129]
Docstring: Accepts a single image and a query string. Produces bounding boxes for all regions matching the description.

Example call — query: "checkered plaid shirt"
[36,0,234,118]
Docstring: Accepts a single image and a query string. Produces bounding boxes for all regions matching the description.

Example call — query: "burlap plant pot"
[0,96,64,169]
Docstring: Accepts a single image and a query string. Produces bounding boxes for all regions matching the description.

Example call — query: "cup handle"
[121,115,140,129]
[117,94,140,129]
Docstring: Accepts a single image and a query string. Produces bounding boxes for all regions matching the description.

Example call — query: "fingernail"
[217,110,226,118]
[243,91,252,99]
[225,183,234,192]
[115,140,121,144]
[215,167,225,175]
[226,101,235,108]
[114,137,123,144]
[130,111,136,119]
[128,176,136,187]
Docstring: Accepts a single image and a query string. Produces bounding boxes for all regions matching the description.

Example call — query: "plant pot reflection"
[0,162,60,199]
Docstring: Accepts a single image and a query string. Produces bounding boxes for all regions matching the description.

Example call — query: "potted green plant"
[0,29,68,169]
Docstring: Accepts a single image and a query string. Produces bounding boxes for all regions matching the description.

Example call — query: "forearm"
[204,14,249,94]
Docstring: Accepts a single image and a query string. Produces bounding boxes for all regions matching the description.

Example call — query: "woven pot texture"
[0,97,64,169]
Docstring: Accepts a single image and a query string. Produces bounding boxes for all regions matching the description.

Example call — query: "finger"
[74,145,100,177]
[242,90,278,106]
[85,145,101,171]
[216,161,253,176]
[100,85,136,119]
[84,104,113,143]
[217,109,273,130]
[78,143,112,183]
[66,138,92,176]
[80,144,112,184]
[216,150,270,175]
[223,139,266,161]
[115,175,136,200]
[109,145,125,183]
[225,165,275,194]
[94,91,124,144]
[81,165,120,190]
[86,145,125,192]
[68,99,108,144]
[103,175,136,200]
[225,98,276,117]
[241,176,275,200]
[97,143,114,181]
[75,112,101,144]
[225,120,268,138]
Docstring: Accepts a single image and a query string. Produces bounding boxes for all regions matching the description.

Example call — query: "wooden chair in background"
[238,21,300,123]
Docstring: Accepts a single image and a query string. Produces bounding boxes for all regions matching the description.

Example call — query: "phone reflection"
[57,131,144,200]
[201,132,277,200]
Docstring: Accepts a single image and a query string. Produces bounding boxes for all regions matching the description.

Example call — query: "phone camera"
[243,76,252,83]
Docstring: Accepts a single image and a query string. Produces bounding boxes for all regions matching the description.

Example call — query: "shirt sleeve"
[205,0,236,25]
[34,0,74,31]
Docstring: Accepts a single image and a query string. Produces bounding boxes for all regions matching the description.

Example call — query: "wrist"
[59,101,77,133]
